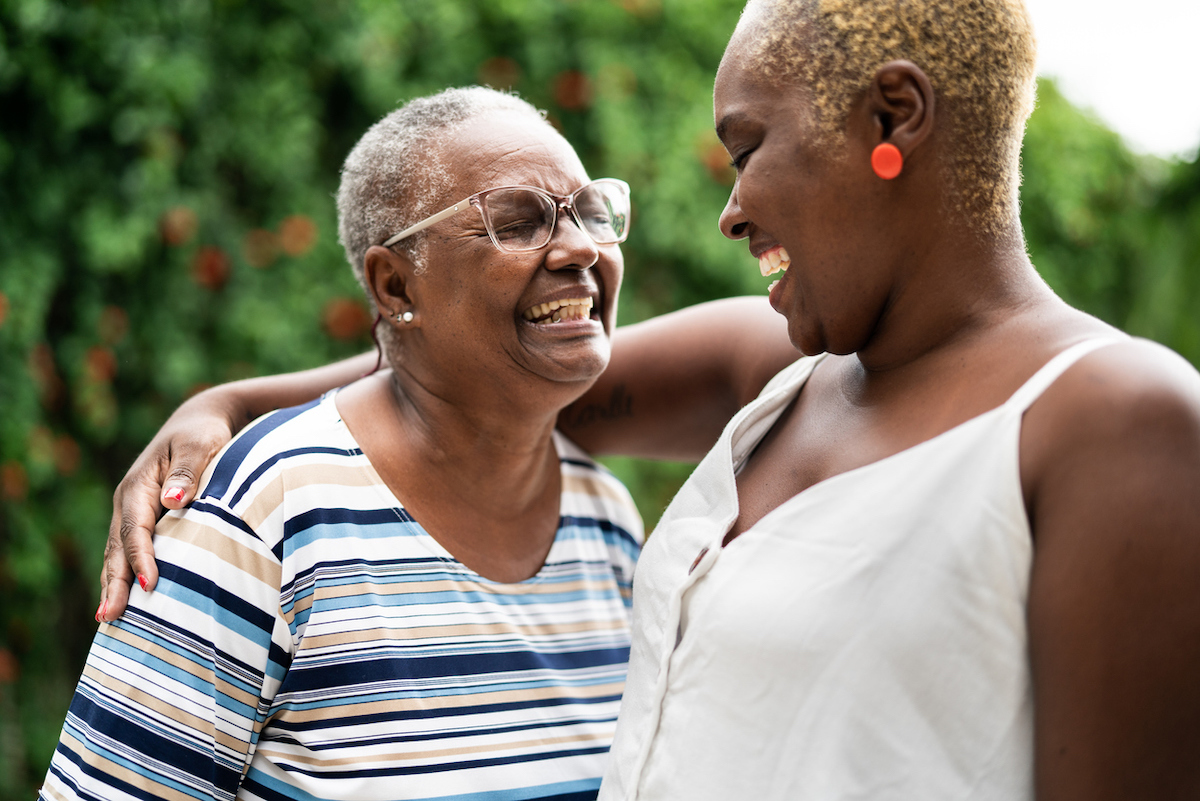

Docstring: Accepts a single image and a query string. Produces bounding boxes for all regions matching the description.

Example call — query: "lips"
[757,245,791,277]
[756,245,792,294]
[521,296,594,324]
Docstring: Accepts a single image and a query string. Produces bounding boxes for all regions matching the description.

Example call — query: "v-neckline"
[724,337,1124,545]
[725,356,1018,546]
[731,401,1011,542]
[333,395,565,587]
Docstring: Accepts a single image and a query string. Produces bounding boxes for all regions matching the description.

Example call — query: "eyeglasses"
[381,178,631,253]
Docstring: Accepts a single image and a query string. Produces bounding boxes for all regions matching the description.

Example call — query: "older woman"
[43,87,793,801]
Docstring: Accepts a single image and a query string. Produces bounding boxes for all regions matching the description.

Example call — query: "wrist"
[182,383,250,432]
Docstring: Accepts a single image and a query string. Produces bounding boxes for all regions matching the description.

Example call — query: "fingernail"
[138,573,149,592]
[164,486,186,503]
[95,602,103,623]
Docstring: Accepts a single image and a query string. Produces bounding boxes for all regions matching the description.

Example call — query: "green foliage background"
[1,0,1198,796]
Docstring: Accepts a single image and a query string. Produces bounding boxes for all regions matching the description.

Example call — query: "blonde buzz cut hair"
[744,0,1038,234]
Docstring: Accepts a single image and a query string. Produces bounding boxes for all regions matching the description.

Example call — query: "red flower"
[279,215,317,257]
[701,143,736,185]
[192,246,231,290]
[160,206,198,246]
[54,435,81,476]
[0,649,19,683]
[84,346,118,383]
[243,228,279,268]
[478,57,521,90]
[1,462,28,501]
[553,71,593,111]
[323,298,371,341]
[29,343,64,409]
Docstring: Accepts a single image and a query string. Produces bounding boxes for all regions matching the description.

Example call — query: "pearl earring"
[396,311,414,324]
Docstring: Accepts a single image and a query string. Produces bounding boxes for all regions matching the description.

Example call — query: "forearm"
[561,297,797,461]
[215,351,377,426]
[99,350,377,622]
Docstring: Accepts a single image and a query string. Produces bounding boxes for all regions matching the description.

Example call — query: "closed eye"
[729,148,754,170]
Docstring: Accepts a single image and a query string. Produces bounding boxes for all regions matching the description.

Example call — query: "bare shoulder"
[1020,335,1200,547]
[1022,337,1200,496]
[1060,336,1200,405]
[1019,336,1200,558]
[1022,343,1200,796]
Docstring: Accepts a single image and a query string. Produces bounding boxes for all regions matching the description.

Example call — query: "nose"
[545,207,599,271]
[718,183,750,240]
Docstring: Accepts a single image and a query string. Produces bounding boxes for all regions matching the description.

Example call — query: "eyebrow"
[715,111,749,142]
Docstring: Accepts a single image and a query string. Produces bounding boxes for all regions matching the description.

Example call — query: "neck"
[855,217,1058,374]
[333,368,575,583]
[393,366,571,503]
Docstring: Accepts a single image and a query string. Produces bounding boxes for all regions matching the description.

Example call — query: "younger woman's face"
[713,25,904,358]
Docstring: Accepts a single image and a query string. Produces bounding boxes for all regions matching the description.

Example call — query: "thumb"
[160,463,203,509]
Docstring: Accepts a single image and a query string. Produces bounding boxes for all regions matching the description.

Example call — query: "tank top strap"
[1003,336,1128,414]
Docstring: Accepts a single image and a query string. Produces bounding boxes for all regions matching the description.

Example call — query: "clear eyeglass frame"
[380,178,631,253]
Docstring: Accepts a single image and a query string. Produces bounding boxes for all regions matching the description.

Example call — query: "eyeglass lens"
[483,182,629,252]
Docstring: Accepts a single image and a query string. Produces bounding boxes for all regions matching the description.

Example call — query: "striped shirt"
[42,393,643,801]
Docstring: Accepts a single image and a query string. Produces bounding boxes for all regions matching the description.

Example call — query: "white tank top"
[600,338,1123,801]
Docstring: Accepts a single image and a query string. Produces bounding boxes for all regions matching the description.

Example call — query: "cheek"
[605,260,624,329]
[604,253,624,296]
[736,169,792,233]
[477,257,539,306]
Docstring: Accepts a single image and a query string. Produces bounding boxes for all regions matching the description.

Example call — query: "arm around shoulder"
[1022,340,1200,800]
[100,350,376,621]
[559,296,797,461]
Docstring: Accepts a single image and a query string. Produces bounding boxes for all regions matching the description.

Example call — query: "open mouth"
[758,245,791,293]
[521,297,595,325]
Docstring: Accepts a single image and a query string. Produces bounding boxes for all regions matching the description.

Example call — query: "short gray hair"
[336,86,548,301]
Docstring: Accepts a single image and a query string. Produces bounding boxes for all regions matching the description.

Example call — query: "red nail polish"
[95,602,103,623]
[138,573,149,591]
[164,487,186,503]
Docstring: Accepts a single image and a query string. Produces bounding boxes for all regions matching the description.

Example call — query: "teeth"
[758,246,792,277]
[767,279,780,293]
[522,296,594,324]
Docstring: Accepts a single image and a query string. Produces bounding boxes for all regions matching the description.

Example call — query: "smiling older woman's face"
[394,110,624,398]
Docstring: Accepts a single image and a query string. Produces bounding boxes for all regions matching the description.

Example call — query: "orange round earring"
[871,143,903,180]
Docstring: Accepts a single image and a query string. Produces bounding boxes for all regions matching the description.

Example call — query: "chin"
[790,314,849,358]
[560,346,611,384]
[529,339,612,387]
[777,302,816,357]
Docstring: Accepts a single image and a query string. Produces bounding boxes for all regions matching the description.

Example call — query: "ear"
[363,245,421,328]
[865,60,935,157]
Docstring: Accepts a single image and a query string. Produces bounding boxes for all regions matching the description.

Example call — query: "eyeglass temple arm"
[381,198,473,248]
